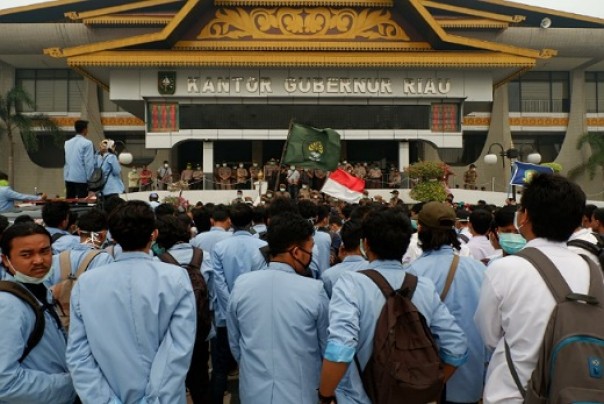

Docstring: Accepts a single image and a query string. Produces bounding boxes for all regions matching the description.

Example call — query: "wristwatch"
[318,390,337,404]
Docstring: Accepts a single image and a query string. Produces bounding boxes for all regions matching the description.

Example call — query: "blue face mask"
[410,219,418,231]
[498,232,527,255]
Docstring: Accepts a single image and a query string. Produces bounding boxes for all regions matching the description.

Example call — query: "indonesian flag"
[321,169,365,203]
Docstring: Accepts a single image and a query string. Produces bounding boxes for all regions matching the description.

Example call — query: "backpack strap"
[189,247,203,270]
[400,272,418,299]
[585,254,604,302]
[76,250,103,277]
[51,233,65,243]
[515,247,572,304]
[504,339,526,399]
[359,269,395,298]
[458,234,469,243]
[158,251,179,266]
[567,239,600,257]
[0,281,46,363]
[59,250,72,282]
[440,254,460,301]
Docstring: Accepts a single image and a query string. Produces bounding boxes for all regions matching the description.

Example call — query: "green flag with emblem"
[282,123,341,171]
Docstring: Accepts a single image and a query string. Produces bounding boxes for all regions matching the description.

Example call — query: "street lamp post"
[484,143,541,200]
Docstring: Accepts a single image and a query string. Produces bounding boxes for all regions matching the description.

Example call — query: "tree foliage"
[0,87,63,183]
[568,133,604,180]
[407,161,448,202]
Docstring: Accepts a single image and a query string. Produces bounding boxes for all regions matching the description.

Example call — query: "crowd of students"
[0,172,602,404]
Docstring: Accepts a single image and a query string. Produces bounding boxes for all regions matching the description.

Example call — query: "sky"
[1,0,604,19]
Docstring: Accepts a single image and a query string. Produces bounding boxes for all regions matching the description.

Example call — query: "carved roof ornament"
[198,7,410,41]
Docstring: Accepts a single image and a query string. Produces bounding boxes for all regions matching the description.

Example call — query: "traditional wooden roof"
[10,0,604,90]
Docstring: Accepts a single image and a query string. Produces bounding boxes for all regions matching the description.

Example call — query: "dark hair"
[0,172,7,181]
[267,212,314,255]
[252,206,267,224]
[266,197,298,219]
[103,196,126,216]
[42,201,70,228]
[329,214,343,227]
[493,205,516,229]
[341,204,355,220]
[229,203,254,229]
[349,204,373,222]
[191,207,211,232]
[592,207,604,223]
[0,214,8,236]
[410,202,425,216]
[74,119,88,133]
[585,204,598,220]
[212,204,230,222]
[0,223,50,258]
[340,220,363,252]
[362,209,412,261]
[13,215,35,224]
[77,209,108,232]
[418,226,461,252]
[317,205,330,222]
[155,215,190,250]
[469,209,492,235]
[298,200,318,220]
[521,174,585,241]
[155,203,176,217]
[108,201,156,251]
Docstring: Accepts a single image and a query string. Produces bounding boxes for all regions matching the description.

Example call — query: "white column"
[203,141,213,190]
[399,141,410,172]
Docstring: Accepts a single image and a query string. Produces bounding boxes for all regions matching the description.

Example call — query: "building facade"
[0,0,603,198]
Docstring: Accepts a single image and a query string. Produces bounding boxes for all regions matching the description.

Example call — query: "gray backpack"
[506,247,604,403]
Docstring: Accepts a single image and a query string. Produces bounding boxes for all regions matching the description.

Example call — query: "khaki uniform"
[218,166,232,190]
[368,167,382,189]
[236,167,249,190]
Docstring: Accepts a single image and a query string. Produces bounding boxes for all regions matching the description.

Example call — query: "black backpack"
[567,233,604,272]
[88,156,108,192]
[0,281,45,362]
[159,248,212,342]
[354,270,444,404]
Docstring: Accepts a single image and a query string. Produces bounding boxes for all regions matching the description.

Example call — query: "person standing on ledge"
[0,172,45,213]
[64,119,95,199]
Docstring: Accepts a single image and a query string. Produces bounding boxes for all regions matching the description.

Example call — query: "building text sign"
[185,76,452,96]
[111,70,493,102]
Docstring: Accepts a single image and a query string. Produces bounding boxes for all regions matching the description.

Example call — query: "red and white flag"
[321,168,365,203]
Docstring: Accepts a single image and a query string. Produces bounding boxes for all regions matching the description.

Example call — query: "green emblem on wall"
[158,71,176,95]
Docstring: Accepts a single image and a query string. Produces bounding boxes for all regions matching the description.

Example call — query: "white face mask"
[359,239,368,260]
[164,164,169,168]
[514,211,523,232]
[6,258,52,285]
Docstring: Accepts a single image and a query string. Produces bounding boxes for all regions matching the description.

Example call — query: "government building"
[0,0,603,198]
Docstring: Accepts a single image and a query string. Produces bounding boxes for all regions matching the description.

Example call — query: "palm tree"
[568,133,604,180]
[0,87,62,184]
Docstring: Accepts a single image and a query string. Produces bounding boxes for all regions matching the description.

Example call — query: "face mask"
[279,187,286,192]
[132,168,136,172]
[6,258,51,285]
[151,242,165,256]
[359,239,368,260]
[289,247,313,276]
[239,164,243,168]
[223,163,227,167]
[237,194,243,199]
[164,164,168,168]
[290,166,296,170]
[498,232,527,255]
[410,219,418,231]
[514,211,523,232]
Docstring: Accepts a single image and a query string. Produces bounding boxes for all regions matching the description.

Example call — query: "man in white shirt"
[466,208,495,263]
[475,174,590,404]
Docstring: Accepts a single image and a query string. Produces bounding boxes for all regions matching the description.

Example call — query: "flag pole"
[276,118,295,193]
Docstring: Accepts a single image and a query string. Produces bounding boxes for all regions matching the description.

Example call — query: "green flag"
[282,123,341,171]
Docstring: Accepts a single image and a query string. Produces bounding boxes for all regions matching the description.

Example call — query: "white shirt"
[475,239,591,404]
[403,233,472,266]
[568,228,601,267]
[466,235,495,263]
